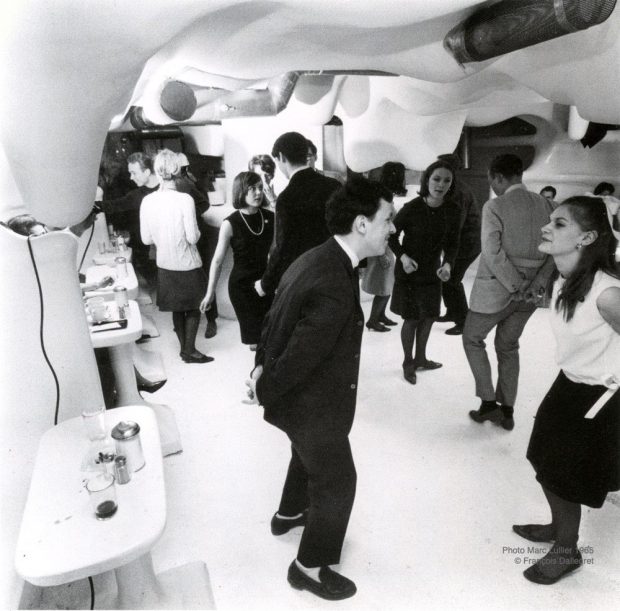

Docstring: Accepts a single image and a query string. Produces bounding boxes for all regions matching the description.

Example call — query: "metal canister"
[114,256,128,277]
[111,420,145,473]
[114,455,131,484]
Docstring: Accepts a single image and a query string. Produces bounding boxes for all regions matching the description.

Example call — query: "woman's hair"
[593,181,615,196]
[231,171,266,210]
[153,149,180,181]
[248,154,275,176]
[552,196,620,321]
[7,214,46,236]
[418,160,456,199]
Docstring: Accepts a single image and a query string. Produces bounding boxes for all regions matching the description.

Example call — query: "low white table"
[89,301,182,457]
[84,262,139,300]
[15,405,212,609]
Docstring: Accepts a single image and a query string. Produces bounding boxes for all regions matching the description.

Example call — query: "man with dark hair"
[464,154,554,431]
[98,151,159,279]
[539,185,557,207]
[248,176,395,601]
[254,131,341,296]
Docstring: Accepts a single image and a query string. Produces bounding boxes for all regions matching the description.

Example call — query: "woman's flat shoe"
[366,321,390,332]
[512,524,555,543]
[403,364,417,384]
[181,351,214,364]
[413,359,443,370]
[523,549,582,585]
[379,316,397,326]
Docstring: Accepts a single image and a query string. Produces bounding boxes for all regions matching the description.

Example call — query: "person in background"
[140,149,213,364]
[437,153,481,336]
[388,159,460,385]
[7,214,48,236]
[200,171,274,350]
[254,132,341,297]
[539,185,557,208]
[97,152,159,282]
[175,153,218,339]
[361,161,404,331]
[249,154,277,209]
[464,154,554,430]
[515,196,619,585]
[593,182,615,197]
[248,176,395,601]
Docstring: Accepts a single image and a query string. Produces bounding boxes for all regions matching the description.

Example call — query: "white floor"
[33,267,620,610]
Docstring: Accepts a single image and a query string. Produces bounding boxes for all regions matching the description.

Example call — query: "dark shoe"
[412,359,443,370]
[137,379,166,394]
[181,351,214,364]
[366,321,390,332]
[523,548,582,585]
[445,324,463,336]
[379,315,397,326]
[469,403,501,424]
[512,524,555,543]
[287,561,357,601]
[437,314,454,323]
[403,364,417,385]
[501,415,515,430]
[204,320,217,339]
[270,510,307,535]
[135,334,151,344]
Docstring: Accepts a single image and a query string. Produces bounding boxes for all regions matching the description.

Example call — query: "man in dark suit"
[254,131,341,297]
[248,176,395,600]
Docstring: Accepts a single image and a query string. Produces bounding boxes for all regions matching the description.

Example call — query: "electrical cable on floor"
[27,235,61,425]
[88,576,95,609]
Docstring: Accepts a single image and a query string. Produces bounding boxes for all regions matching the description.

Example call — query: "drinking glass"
[81,405,107,441]
[86,473,118,520]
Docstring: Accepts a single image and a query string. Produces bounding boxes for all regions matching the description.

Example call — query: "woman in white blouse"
[140,149,213,364]
[514,196,620,585]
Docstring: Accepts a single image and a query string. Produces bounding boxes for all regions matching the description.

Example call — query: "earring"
[576,243,583,250]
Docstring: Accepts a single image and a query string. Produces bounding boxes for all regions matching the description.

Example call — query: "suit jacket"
[260,167,341,294]
[255,238,364,436]
[470,184,555,314]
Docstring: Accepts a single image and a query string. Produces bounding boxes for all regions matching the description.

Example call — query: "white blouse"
[550,270,620,388]
[140,190,202,271]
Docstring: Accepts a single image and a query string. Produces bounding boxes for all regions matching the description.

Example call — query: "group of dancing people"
[86,132,619,598]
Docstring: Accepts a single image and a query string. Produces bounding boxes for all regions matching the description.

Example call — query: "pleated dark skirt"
[390,276,441,319]
[526,371,620,508]
[157,267,207,312]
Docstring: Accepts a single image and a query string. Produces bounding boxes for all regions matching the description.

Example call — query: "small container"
[86,472,117,520]
[114,285,128,308]
[114,455,131,485]
[95,451,116,476]
[111,420,145,473]
[114,256,127,277]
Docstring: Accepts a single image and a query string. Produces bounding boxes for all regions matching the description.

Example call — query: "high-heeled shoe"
[379,315,397,326]
[412,359,443,370]
[512,524,555,543]
[366,321,390,332]
[403,363,417,384]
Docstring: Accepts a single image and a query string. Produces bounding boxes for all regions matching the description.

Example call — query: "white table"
[92,247,133,265]
[14,405,212,609]
[84,262,139,300]
[89,301,182,457]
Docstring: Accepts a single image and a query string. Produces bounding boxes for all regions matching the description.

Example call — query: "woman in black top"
[388,160,460,384]
[201,171,274,349]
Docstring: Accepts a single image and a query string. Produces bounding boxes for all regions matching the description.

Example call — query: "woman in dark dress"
[200,171,274,349]
[388,159,460,384]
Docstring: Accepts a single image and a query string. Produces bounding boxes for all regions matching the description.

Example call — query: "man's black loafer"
[287,561,357,600]
[270,510,307,535]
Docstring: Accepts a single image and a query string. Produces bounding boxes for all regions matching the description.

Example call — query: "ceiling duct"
[444,0,617,65]
[129,70,398,128]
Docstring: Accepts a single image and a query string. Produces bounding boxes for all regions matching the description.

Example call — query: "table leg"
[115,553,164,609]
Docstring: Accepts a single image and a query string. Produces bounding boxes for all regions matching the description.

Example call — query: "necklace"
[239,208,264,236]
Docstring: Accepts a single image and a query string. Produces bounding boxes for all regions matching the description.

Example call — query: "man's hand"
[511,278,530,302]
[243,365,263,405]
[436,263,451,282]
[254,280,266,297]
[401,254,418,274]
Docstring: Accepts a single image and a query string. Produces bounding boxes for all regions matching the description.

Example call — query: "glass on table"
[85,472,118,520]
[81,405,107,441]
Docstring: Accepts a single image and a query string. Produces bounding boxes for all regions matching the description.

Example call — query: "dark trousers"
[441,253,479,325]
[278,431,357,567]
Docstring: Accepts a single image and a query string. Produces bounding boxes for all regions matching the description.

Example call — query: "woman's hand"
[199,293,214,313]
[401,254,418,274]
[437,263,451,282]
